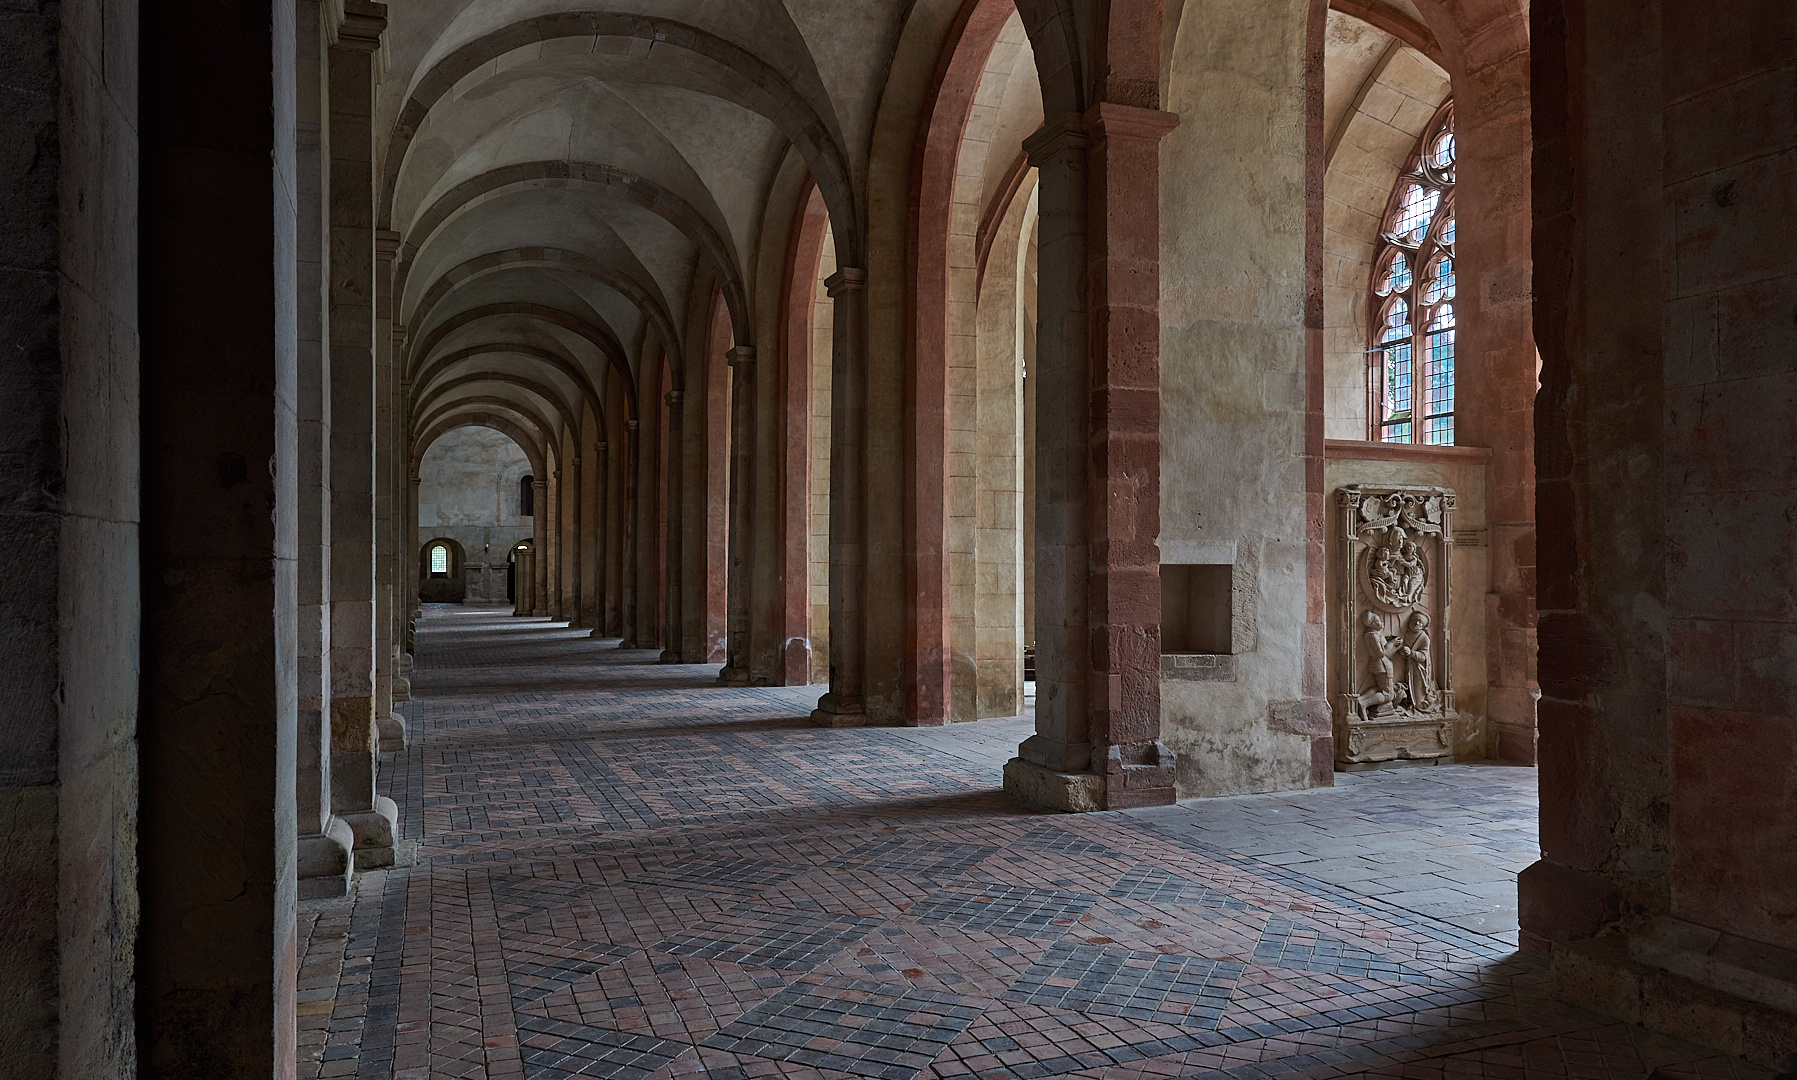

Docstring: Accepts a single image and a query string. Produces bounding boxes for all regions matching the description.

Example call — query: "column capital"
[1082,102,1180,144]
[552,470,562,480]
[822,268,866,298]
[665,389,684,406]
[532,478,548,489]
[625,418,640,432]
[594,442,607,454]
[408,473,420,486]
[327,0,387,51]
[375,228,401,261]
[1023,114,1091,168]
[726,345,756,367]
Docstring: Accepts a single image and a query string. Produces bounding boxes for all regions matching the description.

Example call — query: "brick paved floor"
[295,603,1773,1080]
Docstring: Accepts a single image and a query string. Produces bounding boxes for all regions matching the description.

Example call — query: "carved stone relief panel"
[1334,485,1456,764]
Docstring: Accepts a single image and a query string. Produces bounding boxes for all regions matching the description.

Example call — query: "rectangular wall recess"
[1161,563,1232,655]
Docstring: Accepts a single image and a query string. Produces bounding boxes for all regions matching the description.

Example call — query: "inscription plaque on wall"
[1333,485,1456,764]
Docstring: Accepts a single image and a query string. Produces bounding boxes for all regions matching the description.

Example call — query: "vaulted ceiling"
[385,0,913,462]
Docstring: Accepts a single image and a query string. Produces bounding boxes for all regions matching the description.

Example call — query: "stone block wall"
[0,2,141,1076]
[417,425,532,602]
[1527,0,1797,1066]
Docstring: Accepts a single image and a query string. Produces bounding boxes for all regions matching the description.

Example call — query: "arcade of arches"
[3,0,1794,1076]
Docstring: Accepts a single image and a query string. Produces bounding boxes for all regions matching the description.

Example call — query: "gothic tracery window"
[1371,103,1457,445]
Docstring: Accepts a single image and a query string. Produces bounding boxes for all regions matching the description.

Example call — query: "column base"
[1004,742,1179,812]
[618,638,642,650]
[1553,926,1797,1073]
[297,816,356,900]
[718,665,752,686]
[391,674,410,702]
[1003,758,1106,812]
[377,711,406,753]
[340,796,400,870]
[809,691,866,727]
[659,649,682,664]
[1100,742,1179,808]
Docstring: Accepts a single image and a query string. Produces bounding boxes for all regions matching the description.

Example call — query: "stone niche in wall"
[1333,485,1456,765]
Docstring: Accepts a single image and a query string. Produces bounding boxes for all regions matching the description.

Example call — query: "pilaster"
[324,4,396,866]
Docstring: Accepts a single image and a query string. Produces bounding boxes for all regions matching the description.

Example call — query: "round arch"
[393,161,750,346]
[412,410,552,480]
[410,342,607,428]
[412,373,581,437]
[379,13,862,264]
[405,247,683,372]
[407,304,635,414]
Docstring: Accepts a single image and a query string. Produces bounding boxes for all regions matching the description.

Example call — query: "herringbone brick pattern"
[292,604,1774,1080]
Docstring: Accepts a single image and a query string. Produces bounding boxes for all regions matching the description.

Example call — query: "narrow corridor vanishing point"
[296,607,1771,1080]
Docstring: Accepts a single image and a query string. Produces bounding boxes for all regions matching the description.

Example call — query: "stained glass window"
[1371,102,1457,445]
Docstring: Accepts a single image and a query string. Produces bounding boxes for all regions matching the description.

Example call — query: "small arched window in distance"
[1370,101,1457,444]
[429,543,450,577]
[519,474,534,517]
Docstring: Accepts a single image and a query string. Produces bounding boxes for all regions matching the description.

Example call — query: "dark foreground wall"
[0,1,142,1077]
[138,0,301,1075]
[1527,0,1797,1067]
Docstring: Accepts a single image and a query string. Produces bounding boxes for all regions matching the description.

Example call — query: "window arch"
[519,473,534,517]
[429,543,450,577]
[1370,102,1456,444]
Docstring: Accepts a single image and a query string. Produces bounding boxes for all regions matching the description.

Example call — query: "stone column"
[533,477,550,618]
[715,345,758,679]
[373,229,404,751]
[584,448,608,634]
[662,390,686,661]
[404,469,420,656]
[136,0,307,1064]
[1004,106,1179,811]
[325,11,397,867]
[578,427,599,627]
[392,379,413,700]
[811,273,869,721]
[546,468,562,620]
[721,346,758,680]
[565,433,582,625]
[296,0,353,899]
[513,547,533,615]
[618,418,644,647]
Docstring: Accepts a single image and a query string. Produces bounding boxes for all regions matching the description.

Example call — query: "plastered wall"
[1158,0,1319,798]
[417,426,532,601]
